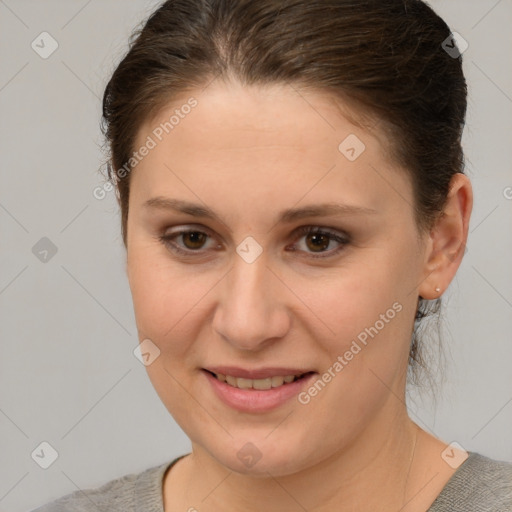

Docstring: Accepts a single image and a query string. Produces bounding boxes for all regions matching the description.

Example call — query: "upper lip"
[203,366,315,379]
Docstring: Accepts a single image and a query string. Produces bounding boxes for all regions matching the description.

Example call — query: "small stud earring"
[435,287,441,293]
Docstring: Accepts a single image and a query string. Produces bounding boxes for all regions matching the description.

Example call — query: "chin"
[199,433,318,477]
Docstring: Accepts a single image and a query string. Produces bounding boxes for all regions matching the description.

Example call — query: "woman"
[33,0,512,510]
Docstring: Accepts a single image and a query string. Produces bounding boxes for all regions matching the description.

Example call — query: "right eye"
[157,226,222,256]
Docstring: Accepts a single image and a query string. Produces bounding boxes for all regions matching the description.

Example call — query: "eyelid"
[288,225,350,259]
[158,224,221,254]
[291,225,349,240]
[158,224,350,258]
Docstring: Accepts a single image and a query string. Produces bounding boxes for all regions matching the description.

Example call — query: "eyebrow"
[143,196,377,224]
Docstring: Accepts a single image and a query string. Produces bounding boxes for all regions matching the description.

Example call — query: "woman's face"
[126,81,429,475]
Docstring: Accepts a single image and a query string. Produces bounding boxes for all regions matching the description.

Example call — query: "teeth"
[253,378,272,390]
[237,378,252,389]
[214,372,303,390]
[271,376,284,387]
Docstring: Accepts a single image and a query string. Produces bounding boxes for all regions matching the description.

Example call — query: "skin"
[125,80,473,511]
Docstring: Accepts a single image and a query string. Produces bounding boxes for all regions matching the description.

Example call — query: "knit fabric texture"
[31,452,512,511]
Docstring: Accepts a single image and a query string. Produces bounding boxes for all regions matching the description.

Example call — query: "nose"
[212,248,291,352]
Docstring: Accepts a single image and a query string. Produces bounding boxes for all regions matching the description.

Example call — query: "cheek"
[291,262,409,345]
[289,244,418,386]
[289,269,414,441]
[127,249,207,423]
[127,246,199,348]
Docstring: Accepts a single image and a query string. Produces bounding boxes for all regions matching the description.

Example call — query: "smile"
[202,368,317,413]
[208,371,311,390]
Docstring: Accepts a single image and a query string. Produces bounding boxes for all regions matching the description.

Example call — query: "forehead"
[138,81,378,159]
[130,81,412,220]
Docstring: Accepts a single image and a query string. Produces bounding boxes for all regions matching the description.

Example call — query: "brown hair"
[100,0,467,389]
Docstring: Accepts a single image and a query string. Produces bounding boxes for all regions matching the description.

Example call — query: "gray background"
[0,1,511,511]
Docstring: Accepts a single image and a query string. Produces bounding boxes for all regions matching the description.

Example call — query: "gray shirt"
[31,452,512,511]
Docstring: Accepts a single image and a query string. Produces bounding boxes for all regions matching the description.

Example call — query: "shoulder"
[30,460,175,512]
[429,452,512,512]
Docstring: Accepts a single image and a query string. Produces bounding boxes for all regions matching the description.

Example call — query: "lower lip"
[203,370,317,413]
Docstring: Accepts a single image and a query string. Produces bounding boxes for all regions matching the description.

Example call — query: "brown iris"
[305,232,330,252]
[182,231,208,249]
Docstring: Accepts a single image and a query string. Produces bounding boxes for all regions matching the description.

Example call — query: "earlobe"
[418,173,473,300]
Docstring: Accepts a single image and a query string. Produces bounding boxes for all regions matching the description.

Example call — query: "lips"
[203,368,318,413]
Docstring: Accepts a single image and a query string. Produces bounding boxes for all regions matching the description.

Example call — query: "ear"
[418,173,473,300]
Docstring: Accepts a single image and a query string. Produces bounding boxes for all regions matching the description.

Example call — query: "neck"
[173,409,428,512]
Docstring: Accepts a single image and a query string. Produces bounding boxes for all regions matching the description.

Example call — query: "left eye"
[158,225,349,258]
[287,226,349,258]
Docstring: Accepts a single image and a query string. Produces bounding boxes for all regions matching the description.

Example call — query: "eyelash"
[157,225,350,260]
